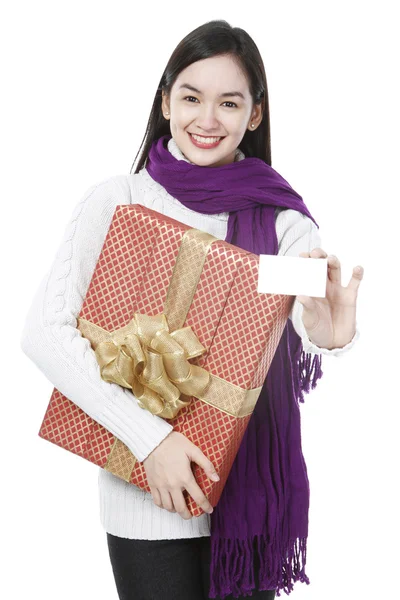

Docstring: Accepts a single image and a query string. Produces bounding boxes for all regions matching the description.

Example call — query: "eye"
[183,96,237,108]
[184,96,199,103]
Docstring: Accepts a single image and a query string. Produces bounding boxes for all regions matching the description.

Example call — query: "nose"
[195,105,221,134]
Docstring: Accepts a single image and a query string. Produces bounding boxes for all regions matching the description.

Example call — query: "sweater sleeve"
[20,177,173,462]
[276,208,360,357]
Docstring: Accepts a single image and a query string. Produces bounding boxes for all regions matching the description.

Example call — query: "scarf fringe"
[275,537,310,597]
[208,534,310,599]
[297,349,323,403]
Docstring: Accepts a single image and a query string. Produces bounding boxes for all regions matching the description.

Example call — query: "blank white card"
[257,255,327,298]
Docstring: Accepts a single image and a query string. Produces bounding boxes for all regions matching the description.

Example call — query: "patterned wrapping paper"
[39,204,295,516]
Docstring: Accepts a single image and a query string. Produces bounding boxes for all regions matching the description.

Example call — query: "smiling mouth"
[188,132,226,146]
[189,133,225,138]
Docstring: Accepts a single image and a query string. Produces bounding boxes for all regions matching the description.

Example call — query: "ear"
[161,90,170,118]
[250,102,263,129]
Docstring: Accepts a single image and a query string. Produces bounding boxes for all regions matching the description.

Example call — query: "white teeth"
[191,134,222,144]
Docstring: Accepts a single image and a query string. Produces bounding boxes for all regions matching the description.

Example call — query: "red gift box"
[39,204,294,516]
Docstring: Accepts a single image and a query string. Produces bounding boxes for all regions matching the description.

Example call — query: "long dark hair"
[130,20,271,174]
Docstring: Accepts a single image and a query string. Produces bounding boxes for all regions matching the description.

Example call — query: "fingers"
[160,489,176,513]
[150,486,176,513]
[150,486,162,508]
[326,254,364,290]
[185,445,217,514]
[189,445,220,482]
[185,479,214,515]
[145,432,218,519]
[326,254,341,285]
[310,247,328,258]
[300,248,328,259]
[348,265,364,291]
[170,489,192,520]
[300,249,342,286]
[151,480,212,518]
[296,294,317,311]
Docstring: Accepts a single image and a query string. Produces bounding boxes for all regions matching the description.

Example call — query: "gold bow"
[77,312,211,419]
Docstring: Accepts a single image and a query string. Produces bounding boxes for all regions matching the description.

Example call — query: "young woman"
[21,19,362,600]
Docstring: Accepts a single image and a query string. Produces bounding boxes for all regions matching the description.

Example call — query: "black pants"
[107,532,276,600]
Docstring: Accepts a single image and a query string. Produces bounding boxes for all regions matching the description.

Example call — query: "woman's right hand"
[142,431,220,520]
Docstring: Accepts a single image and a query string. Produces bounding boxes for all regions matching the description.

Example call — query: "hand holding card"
[258,248,364,350]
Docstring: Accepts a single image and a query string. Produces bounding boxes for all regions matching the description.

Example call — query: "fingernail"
[211,473,220,481]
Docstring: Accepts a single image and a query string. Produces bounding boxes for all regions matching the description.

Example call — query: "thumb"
[296,294,317,312]
[188,444,220,482]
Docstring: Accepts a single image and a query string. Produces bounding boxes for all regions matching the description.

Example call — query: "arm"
[20,176,173,462]
[276,209,360,357]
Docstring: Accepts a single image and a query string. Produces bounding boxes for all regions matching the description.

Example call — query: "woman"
[20,19,362,600]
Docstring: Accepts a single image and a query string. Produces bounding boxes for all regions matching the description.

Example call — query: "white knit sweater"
[20,137,360,540]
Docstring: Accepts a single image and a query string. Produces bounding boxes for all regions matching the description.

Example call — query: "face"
[161,54,263,167]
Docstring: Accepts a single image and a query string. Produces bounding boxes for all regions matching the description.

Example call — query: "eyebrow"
[178,83,245,100]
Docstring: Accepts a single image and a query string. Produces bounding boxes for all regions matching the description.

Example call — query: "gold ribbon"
[77,312,211,419]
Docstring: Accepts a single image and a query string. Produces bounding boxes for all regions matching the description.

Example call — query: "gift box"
[39,204,294,516]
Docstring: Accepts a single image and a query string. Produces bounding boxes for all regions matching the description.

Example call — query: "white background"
[1,1,398,599]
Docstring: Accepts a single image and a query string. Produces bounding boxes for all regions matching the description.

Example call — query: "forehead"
[172,55,250,98]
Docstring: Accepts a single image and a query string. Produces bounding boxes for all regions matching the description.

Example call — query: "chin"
[187,153,224,167]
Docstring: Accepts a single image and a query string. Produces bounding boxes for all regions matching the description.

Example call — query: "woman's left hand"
[296,248,364,350]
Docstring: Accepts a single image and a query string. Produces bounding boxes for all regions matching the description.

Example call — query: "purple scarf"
[145,134,323,598]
